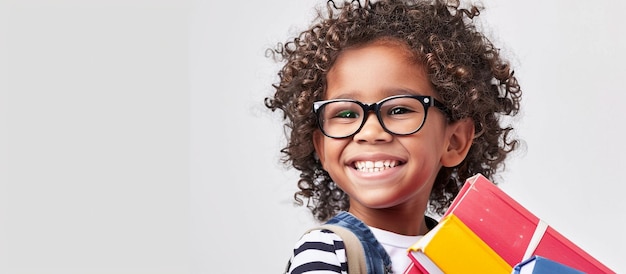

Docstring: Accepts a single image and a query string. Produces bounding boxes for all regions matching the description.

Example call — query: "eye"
[388,106,415,115]
[334,110,359,119]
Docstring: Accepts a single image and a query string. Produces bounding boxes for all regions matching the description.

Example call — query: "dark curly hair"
[265,0,522,222]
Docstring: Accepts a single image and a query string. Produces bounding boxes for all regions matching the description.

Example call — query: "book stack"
[405,174,615,274]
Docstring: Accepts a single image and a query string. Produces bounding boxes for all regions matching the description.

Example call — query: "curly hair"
[265,0,522,222]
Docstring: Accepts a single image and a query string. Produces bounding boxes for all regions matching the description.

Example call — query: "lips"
[353,160,403,173]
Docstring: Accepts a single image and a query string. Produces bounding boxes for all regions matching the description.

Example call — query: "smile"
[353,160,402,173]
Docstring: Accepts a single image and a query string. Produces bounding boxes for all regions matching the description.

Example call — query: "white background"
[1,0,624,273]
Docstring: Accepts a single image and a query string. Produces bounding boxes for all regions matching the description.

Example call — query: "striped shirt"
[287,229,347,274]
[285,227,424,274]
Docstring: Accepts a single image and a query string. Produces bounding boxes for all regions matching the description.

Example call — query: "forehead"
[325,41,434,101]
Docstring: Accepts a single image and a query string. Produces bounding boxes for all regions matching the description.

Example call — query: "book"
[513,255,585,274]
[443,173,614,274]
[403,261,427,274]
[406,214,511,274]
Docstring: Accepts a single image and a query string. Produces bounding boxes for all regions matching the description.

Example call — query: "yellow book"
[407,214,512,274]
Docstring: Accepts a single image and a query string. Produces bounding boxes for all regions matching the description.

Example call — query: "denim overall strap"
[325,211,392,274]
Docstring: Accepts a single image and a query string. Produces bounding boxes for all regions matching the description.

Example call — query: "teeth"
[354,160,399,173]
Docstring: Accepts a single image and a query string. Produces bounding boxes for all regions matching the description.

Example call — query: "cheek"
[401,133,446,161]
[317,139,350,168]
[321,141,341,159]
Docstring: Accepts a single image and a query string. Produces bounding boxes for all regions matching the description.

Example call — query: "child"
[265,0,522,273]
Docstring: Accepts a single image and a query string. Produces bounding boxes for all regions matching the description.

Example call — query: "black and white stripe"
[287,229,348,274]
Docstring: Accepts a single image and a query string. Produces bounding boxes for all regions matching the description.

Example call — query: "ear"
[441,118,475,167]
[313,130,326,167]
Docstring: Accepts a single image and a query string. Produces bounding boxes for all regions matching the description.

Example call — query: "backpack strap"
[284,224,367,274]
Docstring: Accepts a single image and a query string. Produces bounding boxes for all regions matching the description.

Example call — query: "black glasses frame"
[312,95,450,139]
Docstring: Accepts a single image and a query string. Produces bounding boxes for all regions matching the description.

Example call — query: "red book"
[443,174,614,274]
[403,261,427,274]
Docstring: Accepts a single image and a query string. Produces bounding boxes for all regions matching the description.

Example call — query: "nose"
[353,112,393,144]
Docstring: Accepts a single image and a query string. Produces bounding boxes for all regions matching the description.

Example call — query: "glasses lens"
[317,101,364,138]
[379,97,427,135]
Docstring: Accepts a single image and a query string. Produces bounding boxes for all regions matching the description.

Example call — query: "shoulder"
[287,229,348,274]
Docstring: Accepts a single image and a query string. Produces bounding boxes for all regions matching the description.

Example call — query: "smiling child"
[265,0,522,273]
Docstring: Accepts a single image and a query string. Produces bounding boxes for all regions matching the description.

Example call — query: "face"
[313,42,452,215]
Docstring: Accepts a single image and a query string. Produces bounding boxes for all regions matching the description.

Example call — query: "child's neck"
[349,205,430,236]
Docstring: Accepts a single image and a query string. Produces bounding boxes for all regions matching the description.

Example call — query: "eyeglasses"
[313,95,449,139]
